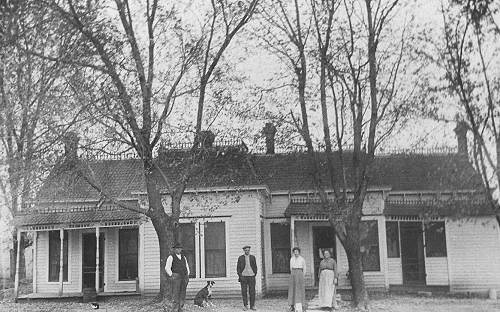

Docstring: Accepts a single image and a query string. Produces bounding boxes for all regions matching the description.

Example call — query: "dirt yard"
[0,295,499,312]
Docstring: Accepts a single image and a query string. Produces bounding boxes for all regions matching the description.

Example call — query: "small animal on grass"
[90,302,99,309]
[194,281,215,307]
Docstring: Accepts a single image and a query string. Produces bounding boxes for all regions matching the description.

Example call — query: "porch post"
[33,231,37,293]
[58,228,64,296]
[14,229,21,301]
[95,226,100,293]
[290,215,295,249]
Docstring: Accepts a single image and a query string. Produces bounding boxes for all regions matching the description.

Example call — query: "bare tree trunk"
[344,235,368,307]
[195,80,208,136]
[144,160,176,301]
[151,214,174,301]
[343,206,368,308]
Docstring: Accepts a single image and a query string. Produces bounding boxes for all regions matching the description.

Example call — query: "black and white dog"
[194,281,215,307]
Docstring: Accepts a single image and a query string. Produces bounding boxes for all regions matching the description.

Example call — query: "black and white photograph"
[1,0,500,311]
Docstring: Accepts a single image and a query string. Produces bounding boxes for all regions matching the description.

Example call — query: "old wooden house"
[13,125,500,299]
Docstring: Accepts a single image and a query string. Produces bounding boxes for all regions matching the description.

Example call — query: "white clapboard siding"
[35,231,80,293]
[266,196,289,218]
[363,273,386,288]
[142,192,264,296]
[425,257,449,285]
[447,217,500,293]
[143,220,161,291]
[387,258,403,285]
[104,228,137,292]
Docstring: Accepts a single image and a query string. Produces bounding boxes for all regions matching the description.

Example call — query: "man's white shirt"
[165,254,190,276]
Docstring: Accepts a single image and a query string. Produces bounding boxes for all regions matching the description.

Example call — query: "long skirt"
[318,269,336,307]
[288,268,305,308]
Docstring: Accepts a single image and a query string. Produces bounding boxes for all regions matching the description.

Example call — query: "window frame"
[118,228,139,281]
[360,220,381,272]
[48,230,69,282]
[270,223,291,274]
[204,221,227,278]
[424,221,447,257]
[179,218,229,280]
[386,221,400,258]
[179,223,197,278]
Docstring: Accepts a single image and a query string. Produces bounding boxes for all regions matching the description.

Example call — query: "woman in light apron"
[318,249,338,310]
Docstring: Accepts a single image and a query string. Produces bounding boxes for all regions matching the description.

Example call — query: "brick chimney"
[63,131,79,160]
[263,123,277,154]
[195,130,215,148]
[454,120,468,155]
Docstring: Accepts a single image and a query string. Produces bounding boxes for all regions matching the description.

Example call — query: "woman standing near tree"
[288,247,306,312]
[318,249,338,310]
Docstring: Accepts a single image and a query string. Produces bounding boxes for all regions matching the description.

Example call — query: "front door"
[313,226,336,286]
[400,222,426,285]
[82,233,105,290]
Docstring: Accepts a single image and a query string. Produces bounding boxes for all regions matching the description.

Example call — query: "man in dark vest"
[237,245,258,310]
[165,243,190,312]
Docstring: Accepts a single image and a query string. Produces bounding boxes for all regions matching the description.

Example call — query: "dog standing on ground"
[194,281,215,307]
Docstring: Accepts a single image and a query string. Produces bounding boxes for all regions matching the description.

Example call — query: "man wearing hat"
[237,245,258,310]
[165,243,190,312]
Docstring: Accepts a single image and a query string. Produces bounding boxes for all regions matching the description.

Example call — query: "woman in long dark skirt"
[288,247,306,312]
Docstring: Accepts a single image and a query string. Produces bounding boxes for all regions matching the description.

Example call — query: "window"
[204,222,226,278]
[425,222,447,257]
[49,231,68,282]
[179,223,196,278]
[119,228,138,281]
[360,220,380,271]
[386,221,400,258]
[270,223,291,273]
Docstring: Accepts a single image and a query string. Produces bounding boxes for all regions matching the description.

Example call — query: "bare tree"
[416,0,500,223]
[39,0,258,301]
[258,0,405,307]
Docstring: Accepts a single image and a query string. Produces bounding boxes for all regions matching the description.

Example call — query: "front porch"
[13,206,143,300]
[264,197,388,292]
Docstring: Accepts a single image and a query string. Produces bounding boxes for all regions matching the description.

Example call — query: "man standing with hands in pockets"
[165,243,190,312]
[237,245,258,311]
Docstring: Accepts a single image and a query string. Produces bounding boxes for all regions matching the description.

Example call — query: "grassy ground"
[0,294,499,312]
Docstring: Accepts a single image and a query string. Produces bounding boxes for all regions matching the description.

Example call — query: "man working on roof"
[237,245,258,311]
[165,243,190,312]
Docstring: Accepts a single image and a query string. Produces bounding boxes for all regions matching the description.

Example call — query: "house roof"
[34,150,483,203]
[14,205,142,227]
[285,200,326,217]
[384,198,496,217]
[253,152,482,193]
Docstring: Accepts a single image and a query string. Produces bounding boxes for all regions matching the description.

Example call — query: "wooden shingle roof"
[34,150,483,202]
